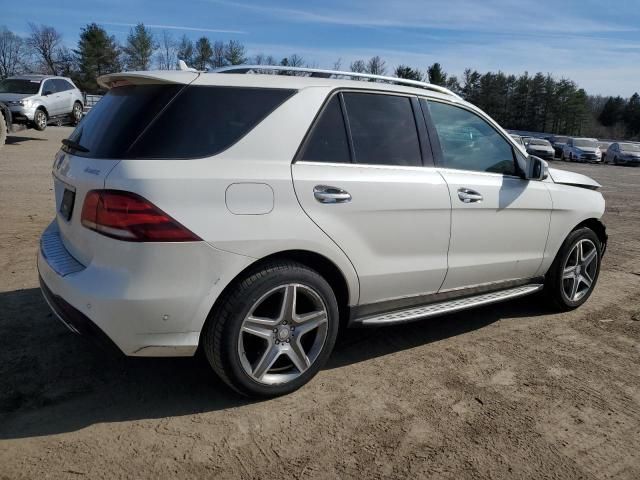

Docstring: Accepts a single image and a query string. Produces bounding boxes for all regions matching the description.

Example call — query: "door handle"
[457,188,483,203]
[313,185,352,204]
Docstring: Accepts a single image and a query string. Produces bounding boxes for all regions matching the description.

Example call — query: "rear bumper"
[38,220,253,356]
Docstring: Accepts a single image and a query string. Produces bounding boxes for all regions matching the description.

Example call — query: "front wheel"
[202,261,339,397]
[33,109,47,131]
[545,227,602,311]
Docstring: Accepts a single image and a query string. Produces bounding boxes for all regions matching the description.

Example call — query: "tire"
[544,227,602,311]
[33,109,47,131]
[70,101,83,126]
[0,112,7,147]
[202,261,340,397]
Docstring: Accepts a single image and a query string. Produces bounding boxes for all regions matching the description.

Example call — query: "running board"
[356,284,544,326]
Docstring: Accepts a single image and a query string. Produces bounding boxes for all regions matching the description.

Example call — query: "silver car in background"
[562,137,602,163]
[604,142,640,166]
[525,138,555,160]
[0,75,84,131]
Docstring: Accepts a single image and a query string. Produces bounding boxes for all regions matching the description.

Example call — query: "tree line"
[1,22,638,140]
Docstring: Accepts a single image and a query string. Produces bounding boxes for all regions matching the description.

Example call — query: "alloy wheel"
[36,111,47,129]
[238,284,329,385]
[562,239,598,302]
[72,104,82,122]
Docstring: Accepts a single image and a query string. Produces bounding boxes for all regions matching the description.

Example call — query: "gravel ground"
[1,127,639,479]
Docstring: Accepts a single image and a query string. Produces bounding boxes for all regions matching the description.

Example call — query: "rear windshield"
[529,139,551,146]
[64,84,296,159]
[0,79,41,94]
[620,143,640,152]
[574,139,598,148]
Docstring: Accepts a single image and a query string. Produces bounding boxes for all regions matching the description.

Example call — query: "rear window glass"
[343,92,422,167]
[298,96,351,163]
[65,85,295,159]
[0,79,41,94]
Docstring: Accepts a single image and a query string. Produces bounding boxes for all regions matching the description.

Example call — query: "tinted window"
[299,96,350,163]
[343,93,421,167]
[0,79,41,94]
[428,101,516,175]
[65,85,295,159]
[42,80,57,94]
[65,84,182,158]
[54,79,73,92]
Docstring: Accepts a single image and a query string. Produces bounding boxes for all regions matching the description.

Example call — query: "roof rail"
[213,65,463,100]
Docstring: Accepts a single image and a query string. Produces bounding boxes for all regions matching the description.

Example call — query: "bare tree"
[0,27,26,78]
[366,56,386,75]
[350,59,366,73]
[332,58,342,71]
[211,40,225,68]
[156,30,176,70]
[253,52,266,65]
[27,23,63,74]
[177,35,194,65]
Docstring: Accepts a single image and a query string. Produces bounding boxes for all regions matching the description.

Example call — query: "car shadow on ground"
[0,287,551,439]
[4,136,48,145]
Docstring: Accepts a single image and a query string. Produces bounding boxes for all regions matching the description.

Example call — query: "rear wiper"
[61,138,90,153]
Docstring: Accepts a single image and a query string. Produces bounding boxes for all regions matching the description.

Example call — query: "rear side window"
[65,85,295,159]
[343,92,422,167]
[427,101,516,175]
[298,96,351,163]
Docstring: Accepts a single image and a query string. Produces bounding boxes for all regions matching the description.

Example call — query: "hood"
[0,93,34,102]
[575,147,599,153]
[548,167,601,190]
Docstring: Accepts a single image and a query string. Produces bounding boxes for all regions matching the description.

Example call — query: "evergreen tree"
[394,65,423,81]
[427,62,447,86]
[193,37,213,70]
[74,23,120,92]
[123,23,156,70]
[177,35,194,65]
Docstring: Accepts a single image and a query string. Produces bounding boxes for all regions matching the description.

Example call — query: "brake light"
[81,190,201,242]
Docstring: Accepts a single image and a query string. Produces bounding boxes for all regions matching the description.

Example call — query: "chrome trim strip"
[40,221,85,277]
[356,284,543,326]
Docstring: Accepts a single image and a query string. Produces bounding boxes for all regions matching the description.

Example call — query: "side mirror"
[525,155,548,181]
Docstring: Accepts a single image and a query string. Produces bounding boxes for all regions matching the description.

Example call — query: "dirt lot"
[1,127,639,479]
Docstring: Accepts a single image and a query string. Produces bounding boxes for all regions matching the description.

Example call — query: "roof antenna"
[178,60,198,72]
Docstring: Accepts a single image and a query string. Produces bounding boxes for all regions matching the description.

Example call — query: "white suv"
[38,66,607,397]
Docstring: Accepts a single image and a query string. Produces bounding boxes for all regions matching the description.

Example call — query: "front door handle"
[457,188,483,203]
[314,185,352,204]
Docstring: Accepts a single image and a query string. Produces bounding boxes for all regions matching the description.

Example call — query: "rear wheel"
[545,227,601,311]
[202,261,339,397]
[70,102,83,125]
[33,109,47,131]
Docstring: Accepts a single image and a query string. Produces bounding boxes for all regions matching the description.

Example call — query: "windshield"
[0,79,41,94]
[620,143,640,152]
[529,139,551,146]
[574,139,598,148]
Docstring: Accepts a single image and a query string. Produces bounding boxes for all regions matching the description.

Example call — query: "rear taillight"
[81,190,201,242]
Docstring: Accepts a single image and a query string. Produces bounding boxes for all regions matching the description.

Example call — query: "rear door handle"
[457,188,483,203]
[313,185,352,204]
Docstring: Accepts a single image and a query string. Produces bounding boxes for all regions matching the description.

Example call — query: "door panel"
[439,169,551,290]
[41,79,63,116]
[292,162,451,305]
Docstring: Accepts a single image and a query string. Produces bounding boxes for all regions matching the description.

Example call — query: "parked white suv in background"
[38,66,607,397]
[0,75,84,131]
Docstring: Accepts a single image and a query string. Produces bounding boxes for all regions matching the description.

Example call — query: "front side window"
[298,95,350,163]
[42,80,57,95]
[343,92,422,167]
[428,101,516,175]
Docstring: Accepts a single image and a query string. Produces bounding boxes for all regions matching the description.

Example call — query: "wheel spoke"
[252,343,281,380]
[279,285,296,322]
[242,317,277,340]
[582,247,597,269]
[570,275,580,300]
[294,311,328,337]
[580,273,592,288]
[563,266,577,280]
[286,341,311,373]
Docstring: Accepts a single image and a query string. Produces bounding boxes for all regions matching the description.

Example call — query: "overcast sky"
[3,0,639,96]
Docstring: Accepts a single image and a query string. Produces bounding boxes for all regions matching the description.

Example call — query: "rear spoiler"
[97,71,200,90]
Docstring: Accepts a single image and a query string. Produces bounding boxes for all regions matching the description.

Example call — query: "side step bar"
[355,284,544,326]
